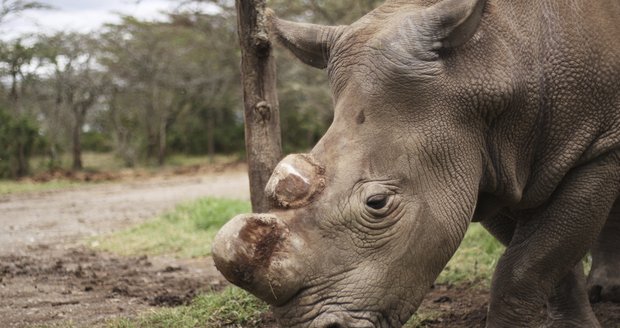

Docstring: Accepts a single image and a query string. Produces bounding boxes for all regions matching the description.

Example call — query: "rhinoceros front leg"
[485,152,620,328]
[587,197,620,303]
[482,215,600,327]
[543,263,601,328]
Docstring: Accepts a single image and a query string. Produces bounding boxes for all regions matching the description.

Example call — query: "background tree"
[0,1,48,177]
[0,107,40,177]
[36,32,106,170]
[0,39,34,110]
[99,12,242,166]
[0,39,39,175]
[0,0,49,24]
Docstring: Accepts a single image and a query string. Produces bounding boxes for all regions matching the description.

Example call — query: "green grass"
[94,198,250,258]
[0,179,82,195]
[437,223,504,285]
[108,287,268,328]
[404,310,443,328]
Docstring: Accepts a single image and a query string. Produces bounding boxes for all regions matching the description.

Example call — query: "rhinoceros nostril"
[310,314,346,328]
[325,323,343,328]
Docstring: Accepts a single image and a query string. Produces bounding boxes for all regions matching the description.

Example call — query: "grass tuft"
[107,287,269,328]
[404,310,442,328]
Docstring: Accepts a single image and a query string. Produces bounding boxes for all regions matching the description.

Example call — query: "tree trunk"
[236,0,283,213]
[157,117,167,166]
[10,71,18,104]
[9,71,23,115]
[145,94,157,161]
[207,108,215,164]
[72,109,84,171]
[17,141,28,177]
[49,144,59,170]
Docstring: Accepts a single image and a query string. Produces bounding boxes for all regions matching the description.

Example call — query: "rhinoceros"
[213,0,620,326]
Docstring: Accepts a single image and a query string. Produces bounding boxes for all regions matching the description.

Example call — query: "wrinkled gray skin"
[213,0,620,327]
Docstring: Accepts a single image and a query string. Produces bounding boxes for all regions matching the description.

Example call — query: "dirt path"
[0,170,249,255]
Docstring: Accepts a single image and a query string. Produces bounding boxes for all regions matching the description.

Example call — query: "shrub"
[0,108,42,178]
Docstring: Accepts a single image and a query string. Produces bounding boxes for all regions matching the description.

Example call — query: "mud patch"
[0,246,224,327]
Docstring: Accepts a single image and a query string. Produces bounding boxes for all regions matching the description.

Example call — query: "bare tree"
[236,0,282,212]
[37,32,104,170]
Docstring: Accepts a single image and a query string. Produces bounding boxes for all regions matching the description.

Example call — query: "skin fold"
[213,0,620,327]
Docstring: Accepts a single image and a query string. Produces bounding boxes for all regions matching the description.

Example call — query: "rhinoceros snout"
[212,213,305,305]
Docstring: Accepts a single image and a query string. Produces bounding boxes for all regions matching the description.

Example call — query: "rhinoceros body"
[213,0,620,327]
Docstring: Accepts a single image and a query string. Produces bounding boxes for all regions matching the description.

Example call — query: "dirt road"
[0,171,249,255]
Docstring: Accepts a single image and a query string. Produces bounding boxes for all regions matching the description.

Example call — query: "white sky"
[1,0,184,39]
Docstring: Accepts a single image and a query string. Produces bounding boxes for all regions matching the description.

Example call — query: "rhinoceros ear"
[267,9,345,69]
[420,0,487,50]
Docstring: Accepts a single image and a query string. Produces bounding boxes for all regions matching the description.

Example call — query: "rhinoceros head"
[213,0,496,326]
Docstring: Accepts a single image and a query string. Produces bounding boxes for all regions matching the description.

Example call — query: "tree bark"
[157,117,167,166]
[17,141,27,177]
[72,108,84,171]
[236,0,282,213]
[206,108,215,164]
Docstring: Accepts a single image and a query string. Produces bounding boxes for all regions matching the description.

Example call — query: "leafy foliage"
[0,108,41,178]
[0,0,50,24]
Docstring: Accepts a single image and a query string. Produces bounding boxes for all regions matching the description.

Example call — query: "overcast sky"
[1,0,182,39]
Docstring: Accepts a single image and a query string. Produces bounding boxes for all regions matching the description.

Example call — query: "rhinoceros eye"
[366,194,389,210]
